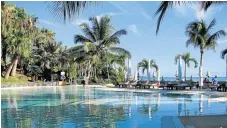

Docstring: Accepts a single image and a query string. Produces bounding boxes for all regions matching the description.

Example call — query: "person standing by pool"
[212,75,219,87]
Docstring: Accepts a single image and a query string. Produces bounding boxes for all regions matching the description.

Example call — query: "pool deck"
[162,114,227,128]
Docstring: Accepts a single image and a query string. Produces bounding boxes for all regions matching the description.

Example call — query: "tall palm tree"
[185,19,226,87]
[221,48,227,77]
[73,15,130,85]
[154,1,225,34]
[174,53,198,80]
[138,59,158,80]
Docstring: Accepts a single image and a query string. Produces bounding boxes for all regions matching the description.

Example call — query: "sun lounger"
[159,81,167,89]
[216,82,227,92]
[129,81,138,88]
[147,81,159,88]
[174,83,192,90]
[135,81,147,89]
[142,81,156,89]
[117,81,130,88]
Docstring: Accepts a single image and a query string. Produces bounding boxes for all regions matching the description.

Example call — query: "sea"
[139,76,227,82]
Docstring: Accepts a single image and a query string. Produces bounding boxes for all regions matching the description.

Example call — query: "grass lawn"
[1,74,29,84]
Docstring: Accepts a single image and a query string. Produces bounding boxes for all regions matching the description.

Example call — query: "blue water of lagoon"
[1,86,227,128]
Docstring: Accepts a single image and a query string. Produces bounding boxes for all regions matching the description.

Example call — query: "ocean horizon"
[139,76,227,82]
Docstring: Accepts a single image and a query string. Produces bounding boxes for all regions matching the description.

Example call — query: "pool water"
[1,86,227,128]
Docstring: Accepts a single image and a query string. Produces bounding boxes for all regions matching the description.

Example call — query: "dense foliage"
[1,2,131,84]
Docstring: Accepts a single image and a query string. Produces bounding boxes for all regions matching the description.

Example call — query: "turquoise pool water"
[1,86,227,128]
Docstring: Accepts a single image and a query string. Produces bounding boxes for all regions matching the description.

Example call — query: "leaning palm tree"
[154,1,225,34]
[185,19,226,87]
[174,53,198,80]
[221,48,227,77]
[138,59,158,81]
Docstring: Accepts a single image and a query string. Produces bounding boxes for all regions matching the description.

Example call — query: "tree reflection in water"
[3,87,226,128]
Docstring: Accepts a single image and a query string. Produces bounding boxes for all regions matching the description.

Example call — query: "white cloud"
[134,2,152,20]
[98,12,118,17]
[72,19,89,26]
[128,24,138,34]
[109,2,151,20]
[39,19,60,28]
[218,39,227,44]
[174,3,223,21]
[141,11,152,20]
[108,2,128,13]
[174,4,186,16]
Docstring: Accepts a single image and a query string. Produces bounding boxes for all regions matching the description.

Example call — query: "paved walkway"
[162,115,227,128]
[179,114,227,128]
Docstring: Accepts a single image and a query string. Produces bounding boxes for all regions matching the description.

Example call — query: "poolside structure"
[178,56,183,81]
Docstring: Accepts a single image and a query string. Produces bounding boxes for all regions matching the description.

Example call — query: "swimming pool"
[1,86,227,128]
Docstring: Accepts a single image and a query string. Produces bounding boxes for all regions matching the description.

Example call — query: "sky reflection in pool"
[1,86,227,128]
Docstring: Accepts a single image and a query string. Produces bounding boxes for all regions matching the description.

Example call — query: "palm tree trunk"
[5,62,14,79]
[199,51,204,88]
[85,61,91,85]
[5,56,18,79]
[226,57,227,77]
[184,62,187,80]
[107,64,110,81]
[10,55,19,76]
[147,70,150,81]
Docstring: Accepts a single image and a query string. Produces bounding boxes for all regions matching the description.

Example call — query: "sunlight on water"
[1,86,227,128]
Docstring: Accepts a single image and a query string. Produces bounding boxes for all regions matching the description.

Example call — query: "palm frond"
[207,30,226,43]
[154,1,174,35]
[174,54,181,65]
[74,35,93,44]
[46,1,96,23]
[207,19,216,31]
[200,1,225,11]
[109,47,131,59]
[221,48,227,59]
[79,23,96,42]
[188,58,198,68]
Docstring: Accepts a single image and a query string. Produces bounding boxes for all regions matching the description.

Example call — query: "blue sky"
[9,1,227,77]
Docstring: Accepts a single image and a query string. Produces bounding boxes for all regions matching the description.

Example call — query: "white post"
[148,59,151,81]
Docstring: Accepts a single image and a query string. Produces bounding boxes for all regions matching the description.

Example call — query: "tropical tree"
[185,19,226,87]
[2,3,38,79]
[154,1,226,34]
[138,59,158,80]
[174,53,198,80]
[72,15,131,85]
[221,48,227,77]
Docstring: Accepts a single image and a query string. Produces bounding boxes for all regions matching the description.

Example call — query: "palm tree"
[185,19,226,87]
[73,15,131,85]
[154,1,226,34]
[138,59,158,81]
[221,48,227,77]
[174,53,198,80]
[3,6,38,79]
